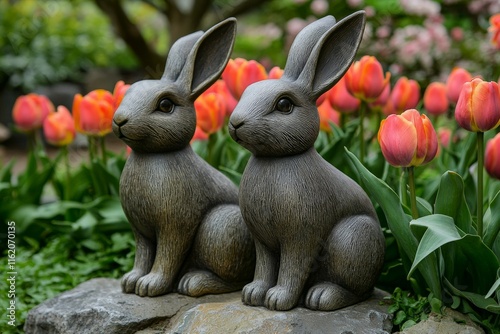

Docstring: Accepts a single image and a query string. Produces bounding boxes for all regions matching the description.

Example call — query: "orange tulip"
[485,133,500,180]
[369,83,391,114]
[113,80,130,111]
[205,79,238,116]
[390,76,420,114]
[446,67,472,104]
[43,106,75,146]
[328,76,360,113]
[268,66,284,79]
[489,13,500,50]
[222,58,268,100]
[317,98,340,132]
[454,78,500,132]
[12,93,54,132]
[194,91,225,135]
[423,82,449,116]
[344,56,390,102]
[378,109,438,167]
[192,126,209,142]
[73,89,115,136]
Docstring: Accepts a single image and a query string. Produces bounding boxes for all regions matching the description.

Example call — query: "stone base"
[24,278,393,334]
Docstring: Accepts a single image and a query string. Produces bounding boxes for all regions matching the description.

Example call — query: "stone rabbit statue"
[228,11,385,311]
[112,18,255,298]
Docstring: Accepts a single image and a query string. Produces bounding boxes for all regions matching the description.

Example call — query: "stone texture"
[397,308,485,334]
[24,278,393,334]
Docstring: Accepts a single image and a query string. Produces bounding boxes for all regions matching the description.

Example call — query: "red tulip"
[423,82,449,116]
[43,106,75,146]
[454,78,500,132]
[446,67,472,104]
[344,55,390,102]
[113,80,130,111]
[369,83,391,114]
[317,98,340,132]
[222,58,268,100]
[73,89,115,136]
[268,66,284,79]
[194,91,225,135]
[489,13,500,50]
[191,126,209,142]
[328,76,360,114]
[12,93,54,132]
[485,133,500,180]
[205,80,238,116]
[390,77,420,114]
[378,109,438,167]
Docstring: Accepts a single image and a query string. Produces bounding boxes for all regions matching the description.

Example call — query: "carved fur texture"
[113,18,255,297]
[229,12,385,311]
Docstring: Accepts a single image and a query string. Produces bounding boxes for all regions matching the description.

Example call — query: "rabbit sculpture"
[228,11,385,311]
[112,18,255,298]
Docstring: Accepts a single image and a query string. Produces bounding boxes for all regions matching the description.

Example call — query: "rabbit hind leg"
[305,214,385,311]
[179,204,256,296]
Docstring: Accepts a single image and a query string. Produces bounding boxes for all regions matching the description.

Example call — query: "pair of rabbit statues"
[112,10,385,312]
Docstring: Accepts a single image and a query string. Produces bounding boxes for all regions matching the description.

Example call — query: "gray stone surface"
[24,278,393,334]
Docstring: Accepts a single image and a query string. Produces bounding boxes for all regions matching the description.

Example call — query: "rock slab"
[25,278,393,334]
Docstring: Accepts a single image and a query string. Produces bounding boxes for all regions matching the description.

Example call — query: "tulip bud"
[222,58,268,100]
[12,93,54,132]
[192,126,209,142]
[205,80,238,116]
[194,92,225,135]
[390,77,420,114]
[344,55,391,102]
[378,109,438,167]
[489,13,500,50]
[485,133,500,180]
[113,80,130,111]
[43,106,75,146]
[454,78,500,132]
[268,66,284,79]
[369,83,391,114]
[73,89,115,136]
[328,76,360,113]
[446,67,472,104]
[317,98,339,132]
[424,82,449,116]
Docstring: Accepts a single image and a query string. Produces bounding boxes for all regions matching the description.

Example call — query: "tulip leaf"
[457,132,477,177]
[410,214,499,294]
[345,148,441,297]
[484,190,500,248]
[486,276,500,299]
[444,278,500,314]
[434,171,472,233]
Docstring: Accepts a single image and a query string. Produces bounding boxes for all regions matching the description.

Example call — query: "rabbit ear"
[162,31,204,82]
[282,15,337,82]
[294,11,366,100]
[176,17,237,100]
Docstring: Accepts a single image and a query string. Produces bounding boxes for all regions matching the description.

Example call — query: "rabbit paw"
[178,270,240,297]
[264,285,298,311]
[242,280,272,306]
[135,272,171,297]
[305,282,356,311]
[121,269,145,293]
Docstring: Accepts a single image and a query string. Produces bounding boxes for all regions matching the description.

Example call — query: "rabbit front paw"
[121,269,146,293]
[242,280,272,306]
[264,285,298,311]
[135,272,171,297]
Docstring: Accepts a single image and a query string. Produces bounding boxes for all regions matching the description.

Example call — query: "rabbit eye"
[276,98,293,113]
[158,98,175,113]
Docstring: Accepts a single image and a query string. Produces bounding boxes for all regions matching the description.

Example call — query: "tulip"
[390,77,420,114]
[328,76,360,114]
[192,126,209,142]
[489,13,500,50]
[454,78,500,132]
[446,67,472,104]
[113,80,130,111]
[344,55,390,102]
[194,92,225,135]
[368,83,391,114]
[423,82,449,116]
[222,58,268,100]
[12,93,54,132]
[43,106,75,147]
[378,109,438,168]
[485,133,500,180]
[268,66,284,79]
[437,127,452,149]
[205,80,238,116]
[73,89,115,137]
[317,98,339,132]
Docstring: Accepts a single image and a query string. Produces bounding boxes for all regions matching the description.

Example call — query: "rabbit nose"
[229,119,244,129]
[113,115,128,126]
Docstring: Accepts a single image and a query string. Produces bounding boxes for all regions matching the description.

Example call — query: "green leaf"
[345,148,441,297]
[484,190,500,248]
[434,171,472,233]
[445,278,500,313]
[486,276,500,299]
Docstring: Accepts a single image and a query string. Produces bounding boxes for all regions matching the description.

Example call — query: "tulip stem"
[100,136,107,165]
[477,132,484,238]
[62,146,71,201]
[359,102,366,165]
[407,166,419,219]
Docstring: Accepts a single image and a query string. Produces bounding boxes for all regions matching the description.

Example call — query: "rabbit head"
[113,18,237,153]
[229,12,365,157]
